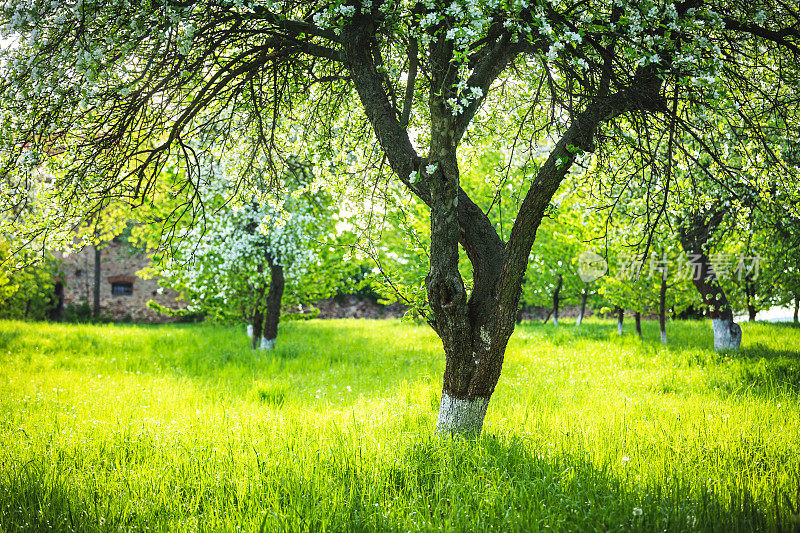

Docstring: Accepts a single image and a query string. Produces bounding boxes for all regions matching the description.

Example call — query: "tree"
[144,164,344,349]
[0,243,61,320]
[2,0,799,435]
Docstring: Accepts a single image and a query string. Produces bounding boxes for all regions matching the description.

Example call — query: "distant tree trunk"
[260,257,285,350]
[576,287,588,326]
[515,304,524,324]
[678,211,741,350]
[794,296,799,324]
[745,276,757,322]
[616,306,624,335]
[250,309,264,350]
[659,277,668,345]
[93,245,101,318]
[552,273,562,326]
[634,311,642,339]
[49,281,64,322]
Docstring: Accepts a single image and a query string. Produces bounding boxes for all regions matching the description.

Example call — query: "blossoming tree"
[146,164,344,350]
[2,0,799,434]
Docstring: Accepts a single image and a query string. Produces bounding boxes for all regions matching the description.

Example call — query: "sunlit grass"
[1,318,798,531]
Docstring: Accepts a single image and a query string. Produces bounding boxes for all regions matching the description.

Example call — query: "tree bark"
[93,245,101,318]
[49,281,64,322]
[552,274,562,326]
[261,257,284,350]
[251,309,264,350]
[576,287,588,326]
[678,211,741,350]
[745,277,757,322]
[616,306,624,335]
[794,296,799,324]
[659,277,668,345]
[634,311,642,339]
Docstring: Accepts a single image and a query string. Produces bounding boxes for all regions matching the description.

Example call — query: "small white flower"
[633,507,643,516]
[622,456,630,463]
[425,163,438,175]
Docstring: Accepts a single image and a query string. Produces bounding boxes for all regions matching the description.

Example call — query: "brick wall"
[59,242,186,322]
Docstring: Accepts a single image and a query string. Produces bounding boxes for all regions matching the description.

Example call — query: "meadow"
[0,318,798,532]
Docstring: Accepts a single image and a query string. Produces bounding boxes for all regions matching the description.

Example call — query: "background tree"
[144,163,345,349]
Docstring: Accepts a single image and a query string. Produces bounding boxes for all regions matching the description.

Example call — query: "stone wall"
[58,241,185,322]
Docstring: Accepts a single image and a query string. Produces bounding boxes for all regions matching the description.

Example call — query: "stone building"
[59,240,185,322]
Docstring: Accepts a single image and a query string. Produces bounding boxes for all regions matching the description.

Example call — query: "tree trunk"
[93,245,101,318]
[260,258,284,350]
[678,212,741,350]
[49,281,64,322]
[659,277,667,346]
[250,309,264,350]
[616,306,624,335]
[552,273,562,326]
[634,311,642,339]
[745,277,757,322]
[576,287,588,327]
[794,296,799,324]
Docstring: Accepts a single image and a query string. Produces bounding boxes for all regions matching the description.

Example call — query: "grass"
[0,317,799,532]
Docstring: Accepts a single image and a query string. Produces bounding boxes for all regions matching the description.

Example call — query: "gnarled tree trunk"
[342,18,667,436]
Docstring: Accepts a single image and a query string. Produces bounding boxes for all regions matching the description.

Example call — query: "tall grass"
[0,318,798,531]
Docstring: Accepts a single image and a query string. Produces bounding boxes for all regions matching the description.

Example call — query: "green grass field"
[1,318,798,532]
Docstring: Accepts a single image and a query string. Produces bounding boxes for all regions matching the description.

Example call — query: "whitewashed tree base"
[712,318,742,350]
[246,324,254,339]
[553,317,559,327]
[576,314,583,327]
[660,330,668,346]
[435,392,489,436]
[260,337,276,350]
[617,321,623,335]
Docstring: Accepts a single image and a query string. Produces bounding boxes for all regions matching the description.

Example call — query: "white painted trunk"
[435,392,489,436]
[617,319,623,336]
[553,316,559,327]
[660,330,667,346]
[576,313,583,326]
[712,318,742,350]
[259,337,276,350]
[246,324,253,339]
[711,318,742,351]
